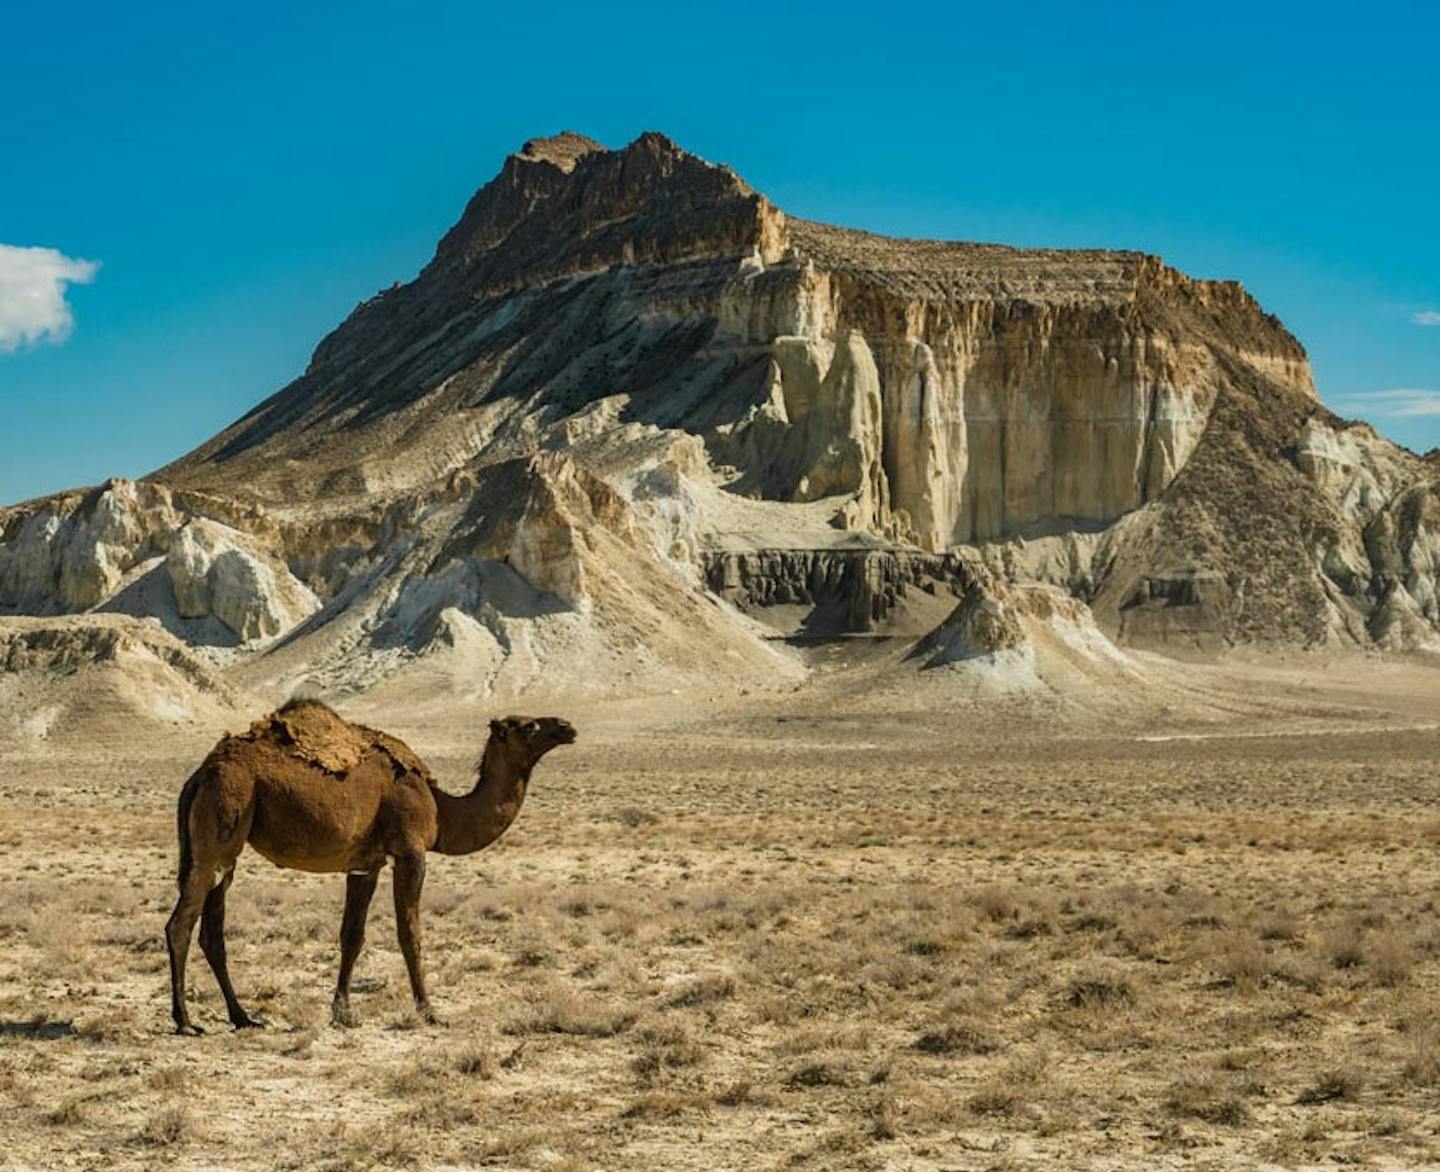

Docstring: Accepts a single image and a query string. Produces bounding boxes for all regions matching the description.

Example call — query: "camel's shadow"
[0,1018,78,1041]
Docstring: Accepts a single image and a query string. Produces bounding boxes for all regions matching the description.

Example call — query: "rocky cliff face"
[2,130,1435,702]
[718,226,1315,551]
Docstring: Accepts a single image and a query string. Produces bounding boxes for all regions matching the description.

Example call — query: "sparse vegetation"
[135,1105,191,1147]
[4,686,1440,1168]
[663,973,735,1008]
[913,1020,996,1055]
[1297,1068,1362,1105]
[1167,1073,1252,1125]
[502,983,635,1038]
[1065,968,1135,1009]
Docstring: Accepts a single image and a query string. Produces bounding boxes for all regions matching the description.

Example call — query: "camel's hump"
[249,700,367,776]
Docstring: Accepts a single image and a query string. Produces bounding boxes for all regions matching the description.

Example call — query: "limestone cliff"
[155,133,1313,555]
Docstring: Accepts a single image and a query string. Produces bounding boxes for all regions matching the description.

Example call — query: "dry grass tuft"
[1296,1068,1361,1105]
[1066,968,1134,1009]
[146,1066,185,1091]
[43,1097,88,1127]
[612,806,659,828]
[971,885,1022,923]
[453,1043,495,1078]
[621,1090,709,1119]
[135,1105,191,1147]
[1271,952,1329,994]
[967,1080,1024,1117]
[913,1020,996,1056]
[968,1049,1049,1118]
[1211,931,1271,992]
[504,985,635,1038]
[785,1058,852,1089]
[632,1022,706,1080]
[1259,914,1305,942]
[664,974,736,1008]
[1369,931,1414,986]
[461,1127,549,1164]
[1402,1027,1440,1087]
[1324,922,1367,970]
[1167,1073,1252,1125]
[711,1081,749,1106]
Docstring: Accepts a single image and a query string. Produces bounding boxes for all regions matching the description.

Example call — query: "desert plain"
[3,648,1439,1171]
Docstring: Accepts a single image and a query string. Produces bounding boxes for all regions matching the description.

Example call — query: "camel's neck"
[429,738,532,856]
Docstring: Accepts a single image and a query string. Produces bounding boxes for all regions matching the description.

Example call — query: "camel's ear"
[489,719,508,742]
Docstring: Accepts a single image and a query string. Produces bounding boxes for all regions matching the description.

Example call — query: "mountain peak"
[422,128,782,293]
[516,131,605,172]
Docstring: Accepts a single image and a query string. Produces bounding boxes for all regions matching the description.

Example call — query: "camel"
[165,699,575,1034]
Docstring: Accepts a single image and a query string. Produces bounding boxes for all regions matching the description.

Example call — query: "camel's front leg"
[392,854,438,1024]
[199,868,262,1029]
[332,869,381,1027]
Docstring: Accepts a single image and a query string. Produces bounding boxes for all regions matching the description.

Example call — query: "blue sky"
[2,0,1436,504]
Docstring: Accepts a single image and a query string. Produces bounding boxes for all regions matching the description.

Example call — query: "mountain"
[3,130,1438,709]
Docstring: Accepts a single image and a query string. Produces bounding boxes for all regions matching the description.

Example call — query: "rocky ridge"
[3,130,1437,710]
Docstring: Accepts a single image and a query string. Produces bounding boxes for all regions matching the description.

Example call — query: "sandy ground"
[3,653,1440,1170]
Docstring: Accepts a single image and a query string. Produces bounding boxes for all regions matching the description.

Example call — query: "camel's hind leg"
[199,870,261,1028]
[166,868,213,1035]
[166,764,252,1035]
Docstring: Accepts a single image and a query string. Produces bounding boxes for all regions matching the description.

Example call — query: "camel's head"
[488,715,578,762]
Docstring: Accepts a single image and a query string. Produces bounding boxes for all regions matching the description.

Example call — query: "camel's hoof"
[331,1004,360,1029]
[174,1022,205,1037]
[232,1014,265,1031]
[417,1005,446,1028]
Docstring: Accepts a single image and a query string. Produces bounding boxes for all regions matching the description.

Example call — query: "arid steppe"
[3,652,1439,1170]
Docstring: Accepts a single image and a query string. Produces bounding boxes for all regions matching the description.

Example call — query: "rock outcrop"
[0,615,247,744]
[0,480,318,647]
[704,547,974,635]
[2,129,1436,700]
[166,519,319,642]
[915,581,1031,666]
[903,580,1144,704]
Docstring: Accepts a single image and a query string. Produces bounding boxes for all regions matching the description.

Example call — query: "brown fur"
[165,700,575,1034]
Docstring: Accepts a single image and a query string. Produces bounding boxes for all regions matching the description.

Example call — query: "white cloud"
[1331,389,1440,418]
[0,244,100,353]
[1413,310,1440,326]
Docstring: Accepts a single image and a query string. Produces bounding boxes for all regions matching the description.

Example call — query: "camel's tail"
[175,770,202,889]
